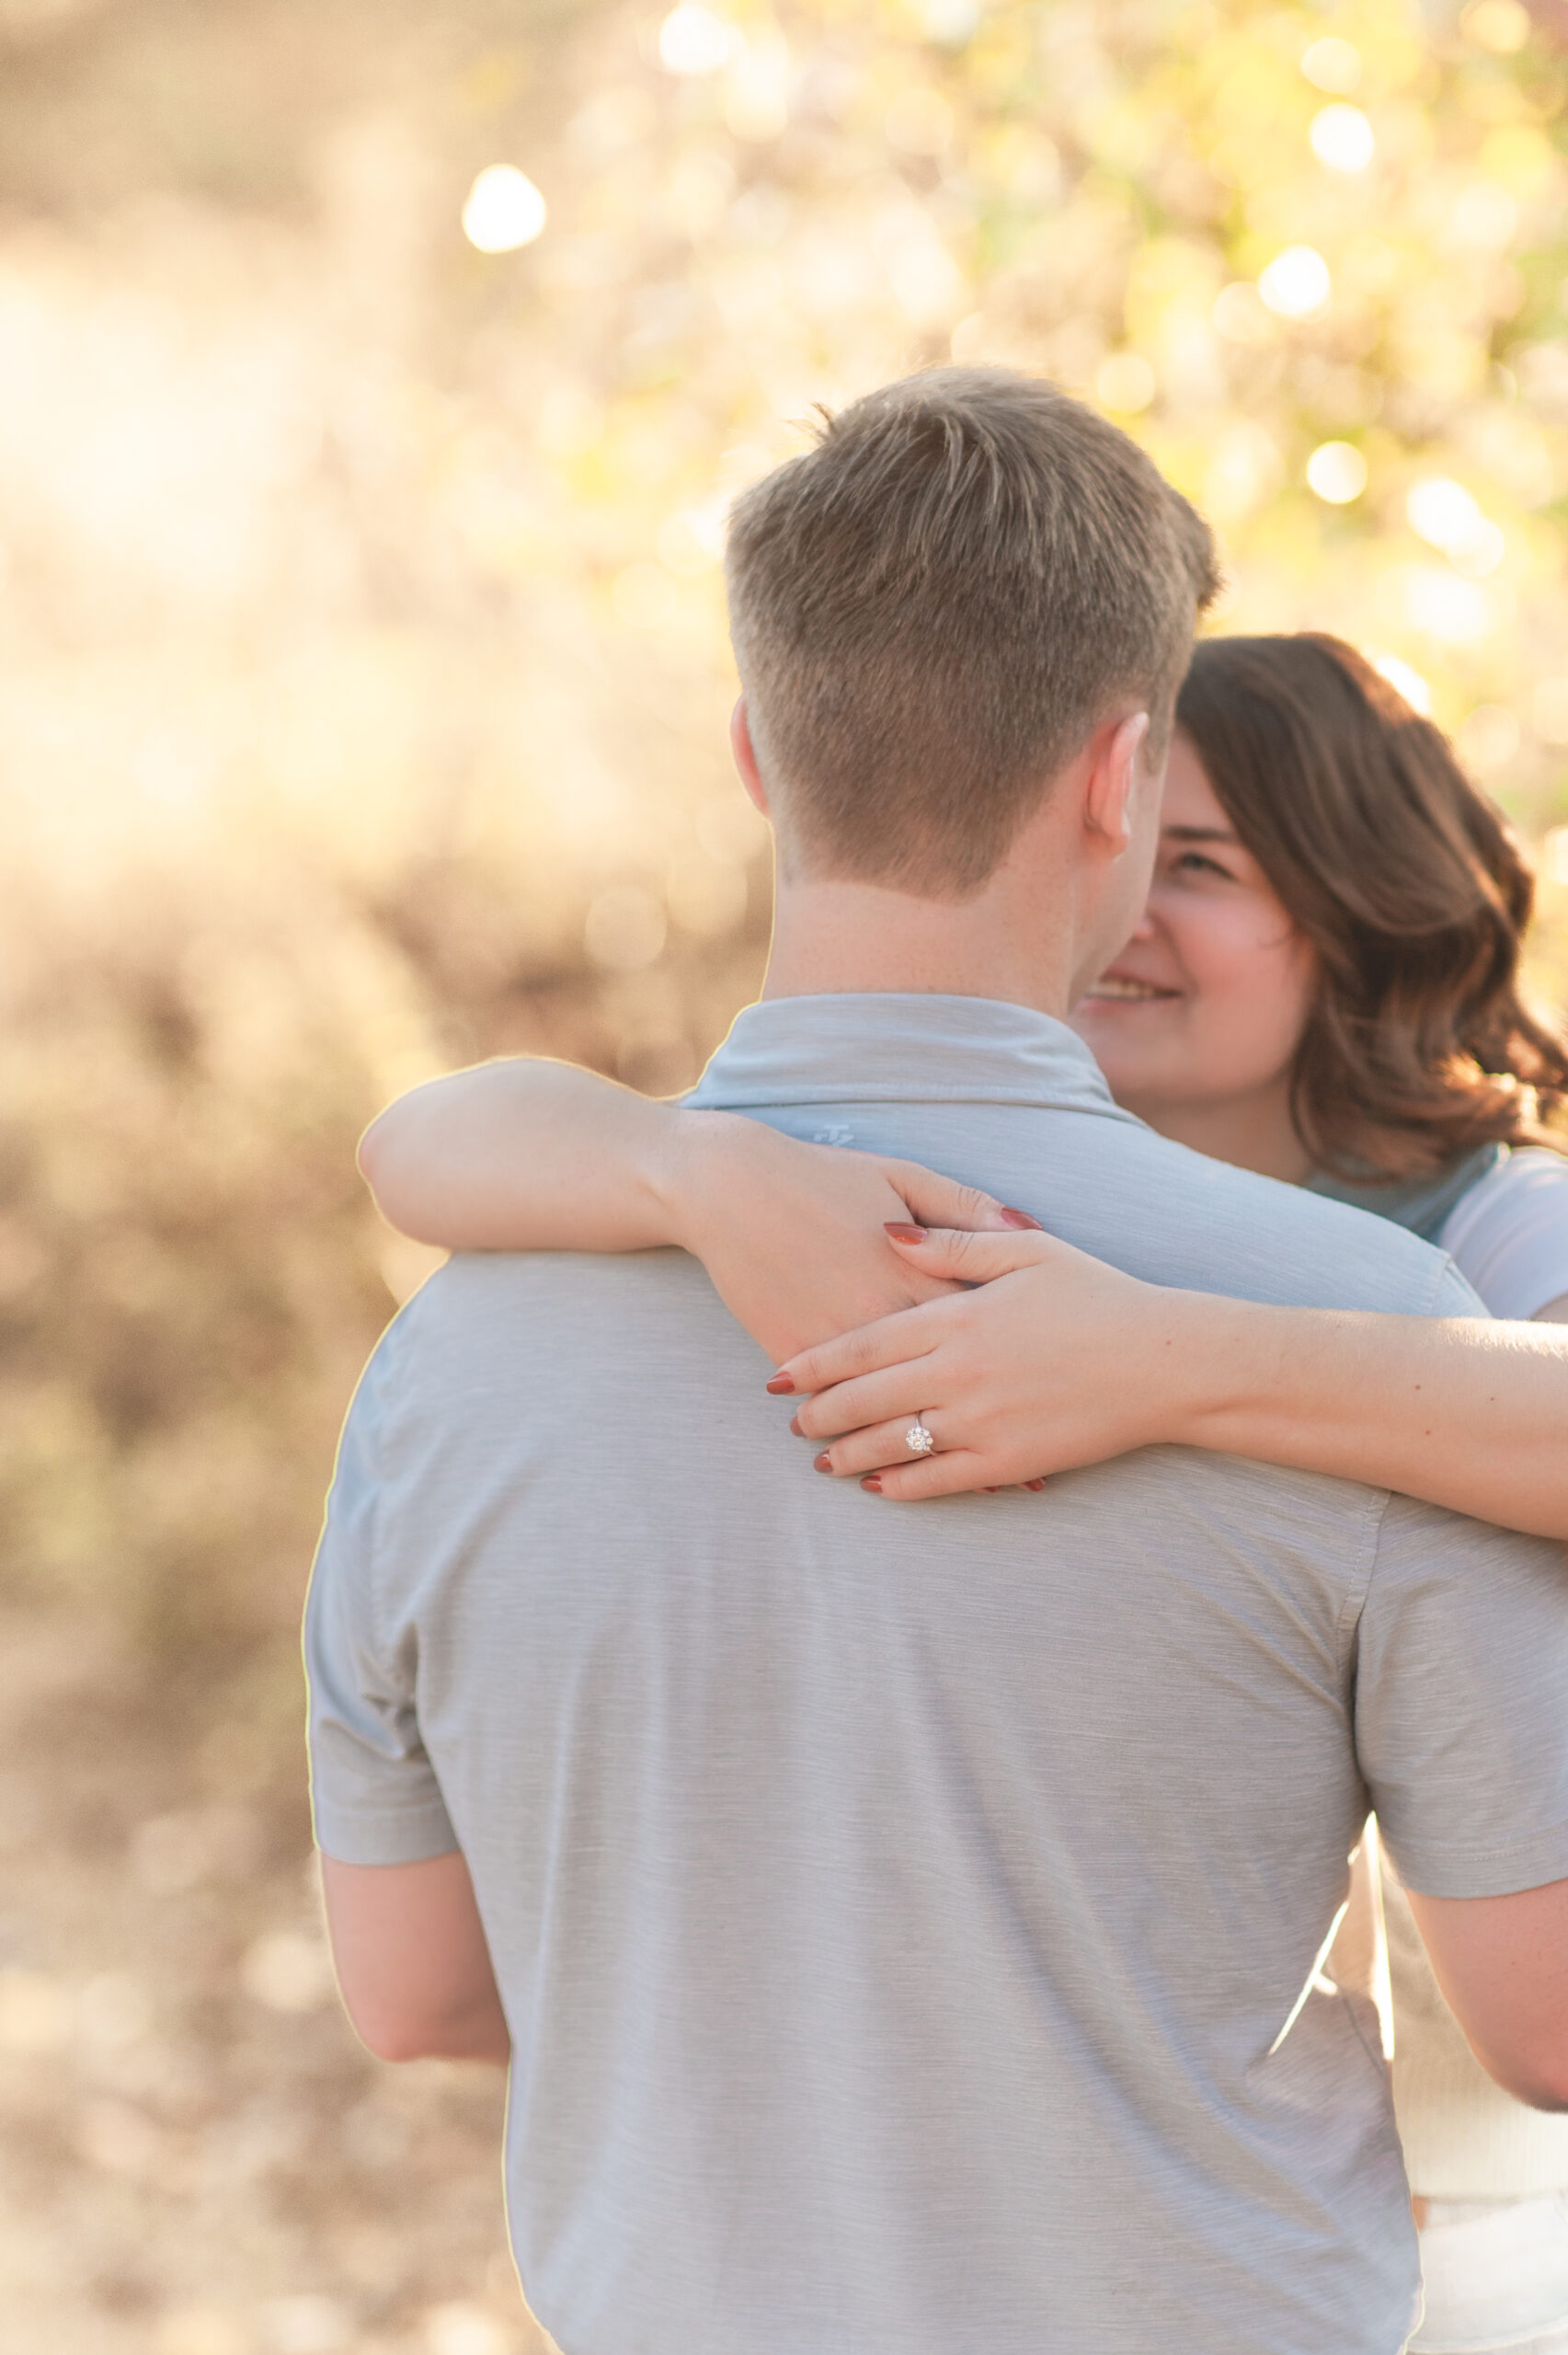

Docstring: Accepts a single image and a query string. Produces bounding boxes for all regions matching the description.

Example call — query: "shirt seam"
[361,1340,393,1688]
[1335,1481,1393,1685]
[315,1786,452,1827]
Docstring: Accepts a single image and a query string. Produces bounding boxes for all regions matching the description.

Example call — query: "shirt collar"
[685,992,1138,1119]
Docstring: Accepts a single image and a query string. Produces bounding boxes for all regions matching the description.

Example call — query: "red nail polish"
[766,1373,795,1394]
[884,1222,927,1244]
[861,1476,883,1493]
[1024,1478,1047,1491]
[1000,1207,1045,1230]
[814,1453,832,1474]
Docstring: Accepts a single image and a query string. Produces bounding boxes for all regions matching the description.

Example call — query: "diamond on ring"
[905,1420,935,1457]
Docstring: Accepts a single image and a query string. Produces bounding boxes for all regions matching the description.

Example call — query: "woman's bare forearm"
[1171,1296,1568,1542]
[359,1060,701,1251]
[361,1060,1019,1363]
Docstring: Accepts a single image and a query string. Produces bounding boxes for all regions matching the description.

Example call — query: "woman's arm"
[776,1225,1568,1541]
[359,1059,1021,1363]
[360,1060,715,1253]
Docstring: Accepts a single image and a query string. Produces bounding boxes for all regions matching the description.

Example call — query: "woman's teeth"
[1088,976,1173,1000]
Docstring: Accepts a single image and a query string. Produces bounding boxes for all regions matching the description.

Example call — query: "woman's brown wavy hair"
[1174,632,1568,1181]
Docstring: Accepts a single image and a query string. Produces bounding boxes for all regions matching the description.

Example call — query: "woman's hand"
[360,1058,1023,1368]
[771,1223,1198,1499]
[660,1115,1030,1366]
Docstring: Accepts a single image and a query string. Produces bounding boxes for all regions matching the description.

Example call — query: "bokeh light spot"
[1450,181,1518,247]
[0,1968,69,2052]
[1402,564,1493,645]
[658,6,733,75]
[921,0,980,40]
[1461,0,1530,53]
[727,30,792,139]
[241,1931,335,2014]
[1301,37,1362,94]
[1406,477,1479,549]
[1449,519,1505,579]
[1257,246,1331,319]
[1371,653,1433,715]
[259,2294,354,2351]
[1306,442,1368,503]
[155,2309,249,2355]
[461,165,546,253]
[1205,422,1284,524]
[423,2303,514,2355]
[1310,105,1374,174]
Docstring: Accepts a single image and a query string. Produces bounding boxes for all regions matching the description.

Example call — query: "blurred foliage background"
[2,0,1567,2348]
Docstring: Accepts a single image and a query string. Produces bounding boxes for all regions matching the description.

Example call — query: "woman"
[361,635,1568,2349]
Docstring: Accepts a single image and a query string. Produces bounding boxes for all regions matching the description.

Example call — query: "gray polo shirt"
[307,994,1568,2355]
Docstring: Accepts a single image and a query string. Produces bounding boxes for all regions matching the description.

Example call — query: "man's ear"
[730,697,770,817]
[1082,711,1150,856]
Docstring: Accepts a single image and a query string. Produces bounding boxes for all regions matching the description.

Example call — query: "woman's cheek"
[1199,925,1311,1086]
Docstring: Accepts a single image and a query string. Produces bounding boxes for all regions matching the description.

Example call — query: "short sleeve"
[1355,1490,1568,1899]
[304,1370,458,1867]
[1438,1150,1568,1321]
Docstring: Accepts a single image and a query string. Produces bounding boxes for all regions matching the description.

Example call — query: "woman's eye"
[1172,851,1231,879]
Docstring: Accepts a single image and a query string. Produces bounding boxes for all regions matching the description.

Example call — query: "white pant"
[1411,2196,1568,2353]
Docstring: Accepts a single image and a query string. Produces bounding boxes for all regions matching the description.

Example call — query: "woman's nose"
[1127,907,1159,940]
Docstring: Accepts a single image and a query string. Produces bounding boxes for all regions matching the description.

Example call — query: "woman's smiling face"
[1070,732,1320,1179]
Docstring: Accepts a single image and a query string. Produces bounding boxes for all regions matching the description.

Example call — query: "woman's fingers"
[858,1452,1047,1502]
[887,1164,1018,1237]
[812,1414,942,1477]
[880,1223,1057,1283]
[811,1417,1049,1496]
[771,1296,946,1401]
[791,1362,942,1442]
[766,1230,1053,1399]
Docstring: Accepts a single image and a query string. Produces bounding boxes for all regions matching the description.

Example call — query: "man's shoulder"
[1047,1117,1479,1317]
[361,1248,747,1419]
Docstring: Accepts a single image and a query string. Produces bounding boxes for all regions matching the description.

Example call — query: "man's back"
[308,998,1568,2355]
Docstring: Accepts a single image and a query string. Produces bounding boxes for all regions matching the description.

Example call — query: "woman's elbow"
[357,1115,440,1244]
[350,2014,429,2065]
[338,1986,509,2066]
[1471,2032,1568,2114]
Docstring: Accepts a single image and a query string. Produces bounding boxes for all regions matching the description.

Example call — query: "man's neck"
[761,874,1079,1017]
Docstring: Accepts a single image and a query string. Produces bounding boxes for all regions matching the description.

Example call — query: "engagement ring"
[905,1419,935,1457]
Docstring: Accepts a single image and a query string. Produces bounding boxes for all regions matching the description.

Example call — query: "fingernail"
[1000,1207,1045,1230]
[766,1373,795,1394]
[861,1476,883,1493]
[884,1222,927,1244]
[813,1453,833,1475]
[983,1486,1001,1494]
[789,1414,804,1436]
[1024,1477,1047,1491]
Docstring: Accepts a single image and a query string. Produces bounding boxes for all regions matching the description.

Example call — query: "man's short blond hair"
[726,367,1219,898]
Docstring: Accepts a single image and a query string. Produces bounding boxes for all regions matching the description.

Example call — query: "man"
[306,369,1568,2352]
